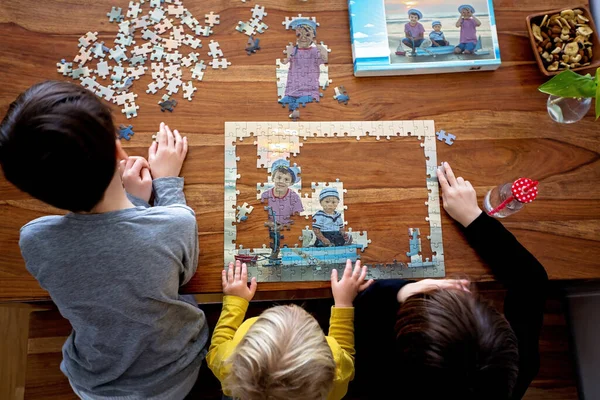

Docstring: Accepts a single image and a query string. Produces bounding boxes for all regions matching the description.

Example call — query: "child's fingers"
[227,262,234,283]
[249,277,258,297]
[158,122,167,147]
[182,136,188,156]
[330,268,339,284]
[457,176,465,186]
[343,259,353,278]
[125,157,136,171]
[359,279,375,292]
[141,167,152,183]
[234,262,242,281]
[443,162,458,186]
[221,269,227,288]
[174,129,183,153]
[436,167,450,191]
[357,265,368,282]
[148,141,158,159]
[352,260,362,279]
[241,262,248,282]
[165,124,174,148]
[118,160,126,177]
[130,158,146,177]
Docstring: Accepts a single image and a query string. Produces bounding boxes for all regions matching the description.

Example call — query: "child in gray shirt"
[0,81,208,399]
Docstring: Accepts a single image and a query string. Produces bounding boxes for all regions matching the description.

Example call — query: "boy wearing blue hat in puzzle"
[430,21,449,47]
[455,4,481,54]
[279,19,328,113]
[398,9,425,56]
[312,187,352,247]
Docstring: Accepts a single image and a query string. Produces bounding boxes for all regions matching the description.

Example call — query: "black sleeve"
[464,213,549,399]
[351,279,412,397]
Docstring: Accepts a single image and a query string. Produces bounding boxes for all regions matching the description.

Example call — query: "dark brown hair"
[394,289,519,400]
[0,81,117,212]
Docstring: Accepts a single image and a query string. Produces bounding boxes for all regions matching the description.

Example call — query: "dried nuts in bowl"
[531,9,594,72]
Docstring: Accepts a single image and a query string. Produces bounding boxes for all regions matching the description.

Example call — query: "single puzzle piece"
[164,63,182,78]
[236,21,256,36]
[182,81,197,101]
[181,52,199,67]
[56,61,73,76]
[131,43,153,57]
[154,18,173,34]
[193,25,213,37]
[127,66,147,80]
[114,32,135,47]
[158,99,178,112]
[107,7,124,23]
[190,60,207,80]
[436,130,456,145]
[249,18,268,33]
[128,55,146,66]
[95,60,111,79]
[333,86,350,105]
[164,51,183,64]
[118,124,135,140]
[114,77,134,93]
[121,102,140,119]
[126,1,142,19]
[171,26,185,41]
[74,47,93,66]
[182,34,202,49]
[79,76,99,94]
[251,5,267,20]
[149,7,165,23]
[205,11,220,27]
[90,42,107,59]
[406,228,421,257]
[236,202,254,222]
[108,46,128,64]
[112,92,137,106]
[150,45,165,62]
[166,77,183,95]
[162,38,180,51]
[207,40,223,58]
[95,85,114,101]
[151,62,164,80]
[78,32,98,48]
[146,78,166,94]
[245,36,261,55]
[142,28,161,44]
[167,5,185,16]
[209,58,231,69]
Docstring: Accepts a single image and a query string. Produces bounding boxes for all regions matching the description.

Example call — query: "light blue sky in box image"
[349,0,390,58]
[385,0,490,18]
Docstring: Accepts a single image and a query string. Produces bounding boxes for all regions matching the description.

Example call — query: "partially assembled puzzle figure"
[277,17,329,119]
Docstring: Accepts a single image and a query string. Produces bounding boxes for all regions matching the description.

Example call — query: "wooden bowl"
[526,5,600,76]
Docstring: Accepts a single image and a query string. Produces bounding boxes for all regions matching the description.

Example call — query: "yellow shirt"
[207,295,356,400]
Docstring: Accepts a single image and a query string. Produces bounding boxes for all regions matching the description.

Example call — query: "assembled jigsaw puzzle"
[224,121,445,282]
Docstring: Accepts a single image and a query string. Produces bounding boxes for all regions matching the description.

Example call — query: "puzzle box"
[348,0,501,76]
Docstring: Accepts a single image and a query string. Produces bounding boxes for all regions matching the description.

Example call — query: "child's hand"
[437,162,482,227]
[119,156,152,202]
[222,261,257,302]
[321,238,332,246]
[148,122,188,179]
[331,260,374,308]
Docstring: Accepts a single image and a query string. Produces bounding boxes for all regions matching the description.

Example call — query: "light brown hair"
[223,305,335,400]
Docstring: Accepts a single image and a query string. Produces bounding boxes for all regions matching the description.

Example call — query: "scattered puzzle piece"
[118,124,135,140]
[236,202,254,222]
[205,11,220,27]
[435,130,456,145]
[333,86,350,105]
[182,81,197,101]
[209,58,231,69]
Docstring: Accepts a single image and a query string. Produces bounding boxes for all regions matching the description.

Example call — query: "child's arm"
[473,15,482,26]
[313,227,331,246]
[120,156,152,206]
[456,16,463,27]
[148,122,189,207]
[207,262,258,379]
[327,261,373,399]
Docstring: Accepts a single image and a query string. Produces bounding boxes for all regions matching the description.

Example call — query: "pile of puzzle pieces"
[57,0,223,119]
[236,4,269,37]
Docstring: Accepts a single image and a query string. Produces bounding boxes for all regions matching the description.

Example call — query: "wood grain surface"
[0,0,599,302]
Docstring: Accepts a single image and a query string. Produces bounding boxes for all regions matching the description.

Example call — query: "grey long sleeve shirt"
[19,177,208,397]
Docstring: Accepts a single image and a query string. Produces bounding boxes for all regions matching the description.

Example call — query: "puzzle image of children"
[384,0,496,64]
[312,188,352,247]
[454,4,481,54]
[430,21,449,47]
[278,19,328,112]
[396,8,427,55]
[260,159,303,228]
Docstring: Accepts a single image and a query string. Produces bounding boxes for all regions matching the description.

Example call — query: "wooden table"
[1,0,599,303]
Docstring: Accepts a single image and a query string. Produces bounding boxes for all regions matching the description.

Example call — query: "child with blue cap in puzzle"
[397,8,425,56]
[260,158,303,227]
[279,18,329,113]
[455,4,481,54]
[312,187,352,247]
[429,20,449,47]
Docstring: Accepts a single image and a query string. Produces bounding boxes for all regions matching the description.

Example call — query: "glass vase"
[546,95,592,124]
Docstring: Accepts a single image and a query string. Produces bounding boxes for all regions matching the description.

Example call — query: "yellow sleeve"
[326,306,356,400]
[206,295,249,382]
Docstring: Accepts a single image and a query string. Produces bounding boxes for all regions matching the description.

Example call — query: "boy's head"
[0,81,118,212]
[271,159,296,189]
[224,305,335,400]
[459,4,475,18]
[432,21,442,31]
[408,8,422,23]
[319,187,340,214]
[290,19,317,48]
[394,288,519,399]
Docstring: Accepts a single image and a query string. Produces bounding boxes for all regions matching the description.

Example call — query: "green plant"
[538,67,600,119]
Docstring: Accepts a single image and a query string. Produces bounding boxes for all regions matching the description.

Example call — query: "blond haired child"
[207,260,373,400]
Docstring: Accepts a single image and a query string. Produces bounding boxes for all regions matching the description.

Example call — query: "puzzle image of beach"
[224,121,446,282]
[384,0,498,64]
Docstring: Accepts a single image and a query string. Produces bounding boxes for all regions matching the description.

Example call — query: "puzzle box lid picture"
[349,0,501,76]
